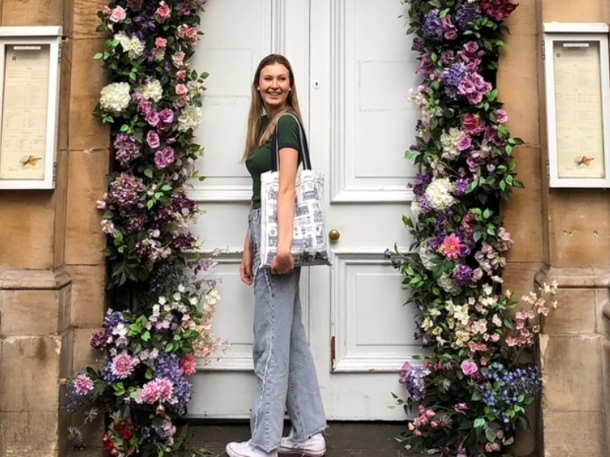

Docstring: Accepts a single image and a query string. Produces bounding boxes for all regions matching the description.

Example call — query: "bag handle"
[270,112,312,172]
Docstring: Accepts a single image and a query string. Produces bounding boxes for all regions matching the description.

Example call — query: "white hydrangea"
[100,82,131,113]
[440,127,462,160]
[410,199,422,220]
[114,32,145,59]
[438,273,462,295]
[418,242,436,271]
[425,178,456,211]
[177,105,202,132]
[135,78,163,102]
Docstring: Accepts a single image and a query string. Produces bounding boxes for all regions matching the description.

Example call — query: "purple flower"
[172,233,196,250]
[454,178,471,196]
[413,171,432,196]
[146,131,161,149]
[103,309,125,330]
[113,134,141,167]
[423,9,443,40]
[452,264,474,286]
[441,50,455,64]
[158,108,175,131]
[455,3,482,30]
[137,97,153,117]
[172,196,197,216]
[154,146,175,169]
[125,210,148,233]
[155,353,182,381]
[441,16,458,41]
[109,172,145,210]
[400,363,430,401]
[457,135,473,152]
[90,330,112,349]
[146,110,160,127]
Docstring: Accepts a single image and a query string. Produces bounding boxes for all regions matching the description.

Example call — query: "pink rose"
[176,70,187,80]
[457,135,472,152]
[146,131,160,149]
[109,6,127,23]
[495,109,508,123]
[172,51,185,68]
[185,27,197,39]
[155,1,172,22]
[102,5,112,16]
[460,360,478,377]
[175,84,188,95]
[462,113,485,135]
[155,37,168,48]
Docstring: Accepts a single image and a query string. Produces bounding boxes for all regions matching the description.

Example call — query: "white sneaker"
[226,440,279,457]
[278,433,326,456]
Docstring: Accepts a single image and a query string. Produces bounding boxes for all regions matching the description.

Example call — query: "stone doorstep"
[186,422,411,457]
[65,422,426,457]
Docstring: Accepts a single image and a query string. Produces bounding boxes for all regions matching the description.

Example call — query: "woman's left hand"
[270,251,294,275]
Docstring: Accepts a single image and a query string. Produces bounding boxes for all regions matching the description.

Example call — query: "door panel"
[189,0,420,420]
[308,0,419,420]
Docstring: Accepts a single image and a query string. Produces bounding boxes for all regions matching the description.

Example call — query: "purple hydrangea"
[454,177,471,196]
[452,264,474,286]
[172,233,196,251]
[413,171,432,196]
[399,362,431,402]
[440,63,468,98]
[423,9,443,40]
[103,309,125,330]
[172,196,197,217]
[455,3,482,30]
[155,353,182,381]
[113,134,141,168]
[125,210,148,233]
[171,377,193,415]
[109,173,145,210]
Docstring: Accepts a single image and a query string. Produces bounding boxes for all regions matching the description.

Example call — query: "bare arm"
[275,147,299,256]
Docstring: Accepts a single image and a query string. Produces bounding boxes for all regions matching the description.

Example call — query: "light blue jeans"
[248,209,327,453]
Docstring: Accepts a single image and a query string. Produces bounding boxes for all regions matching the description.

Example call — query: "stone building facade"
[0,0,608,456]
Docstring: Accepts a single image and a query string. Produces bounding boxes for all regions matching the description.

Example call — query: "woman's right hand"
[240,245,254,286]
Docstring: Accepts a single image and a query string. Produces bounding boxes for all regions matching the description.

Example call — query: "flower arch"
[388,1,557,456]
[63,1,227,455]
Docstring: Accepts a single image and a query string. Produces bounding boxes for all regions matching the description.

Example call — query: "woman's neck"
[265,103,288,118]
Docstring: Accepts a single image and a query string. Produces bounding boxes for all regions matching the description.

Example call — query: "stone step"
[186,422,419,457]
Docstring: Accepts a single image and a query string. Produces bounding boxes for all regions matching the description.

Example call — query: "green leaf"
[485,427,496,442]
[474,418,486,428]
[142,331,151,342]
[93,52,104,60]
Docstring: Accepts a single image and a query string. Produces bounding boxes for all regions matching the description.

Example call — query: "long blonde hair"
[242,54,303,161]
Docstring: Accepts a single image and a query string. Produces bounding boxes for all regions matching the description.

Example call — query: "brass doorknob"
[328,229,341,242]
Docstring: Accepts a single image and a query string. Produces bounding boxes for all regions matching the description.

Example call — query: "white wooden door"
[189,0,421,420]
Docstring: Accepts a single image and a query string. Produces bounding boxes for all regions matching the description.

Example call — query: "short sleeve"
[276,114,302,154]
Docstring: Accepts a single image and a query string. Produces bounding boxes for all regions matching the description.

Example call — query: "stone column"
[530,1,609,456]
[0,0,109,455]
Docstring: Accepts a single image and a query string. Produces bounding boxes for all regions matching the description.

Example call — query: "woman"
[225,55,327,457]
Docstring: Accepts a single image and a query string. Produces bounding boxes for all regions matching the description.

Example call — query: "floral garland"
[387,1,557,456]
[62,1,228,456]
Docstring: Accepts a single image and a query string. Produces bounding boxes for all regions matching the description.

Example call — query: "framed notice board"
[0,26,62,189]
[543,22,610,188]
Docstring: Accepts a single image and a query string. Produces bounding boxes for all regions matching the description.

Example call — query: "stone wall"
[0,0,608,456]
[501,0,610,456]
[0,0,108,455]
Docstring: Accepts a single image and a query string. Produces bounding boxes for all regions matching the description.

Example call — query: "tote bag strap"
[270,112,312,172]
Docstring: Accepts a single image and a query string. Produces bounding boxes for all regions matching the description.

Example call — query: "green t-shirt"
[245,113,302,209]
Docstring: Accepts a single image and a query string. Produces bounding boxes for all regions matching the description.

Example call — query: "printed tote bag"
[259,113,331,267]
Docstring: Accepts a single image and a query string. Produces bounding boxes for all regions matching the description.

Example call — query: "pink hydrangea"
[73,373,94,395]
[180,353,197,376]
[110,351,136,379]
[141,378,174,404]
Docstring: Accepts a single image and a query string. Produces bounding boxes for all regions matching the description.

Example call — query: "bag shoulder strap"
[271,112,312,172]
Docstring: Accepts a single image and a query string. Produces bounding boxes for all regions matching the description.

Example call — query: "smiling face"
[257,62,292,115]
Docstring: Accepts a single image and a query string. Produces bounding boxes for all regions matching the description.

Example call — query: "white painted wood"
[543,22,609,33]
[189,0,421,420]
